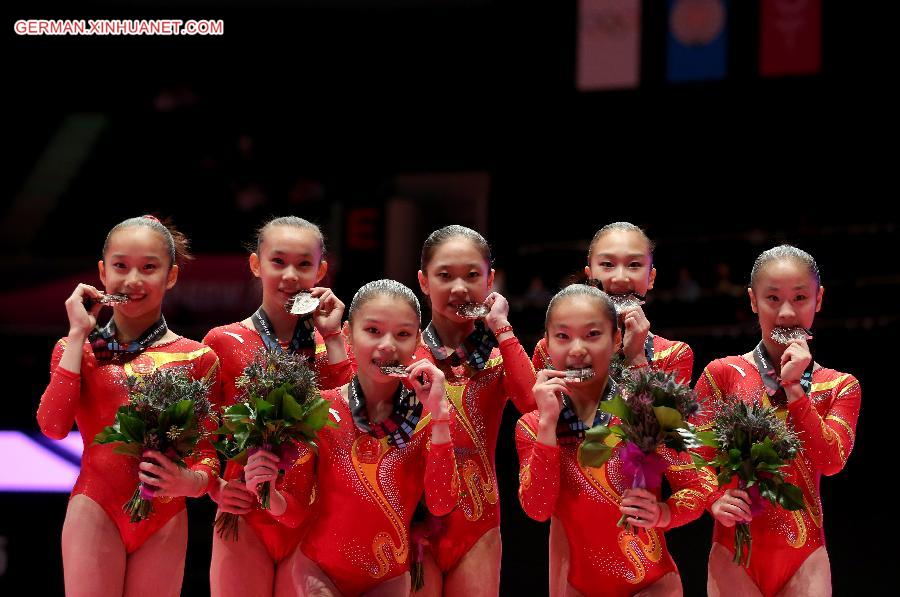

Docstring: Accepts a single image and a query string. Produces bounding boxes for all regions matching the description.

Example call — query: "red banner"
[760,0,821,77]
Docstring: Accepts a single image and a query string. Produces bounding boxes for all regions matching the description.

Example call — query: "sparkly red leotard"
[203,322,354,561]
[37,336,221,553]
[299,388,459,595]
[414,334,536,573]
[694,356,861,596]
[516,408,714,597]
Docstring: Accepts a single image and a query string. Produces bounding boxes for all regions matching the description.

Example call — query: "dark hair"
[102,215,191,268]
[750,244,820,289]
[254,216,326,261]
[587,222,654,263]
[545,284,617,331]
[420,225,492,272]
[348,279,422,324]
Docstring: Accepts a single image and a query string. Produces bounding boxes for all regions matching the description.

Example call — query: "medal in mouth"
[607,292,646,316]
[455,302,489,319]
[379,362,409,378]
[770,326,813,346]
[564,367,595,383]
[286,291,320,316]
[83,292,131,310]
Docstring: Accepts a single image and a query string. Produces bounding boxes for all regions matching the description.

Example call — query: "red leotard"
[299,388,459,596]
[533,333,695,593]
[37,336,221,554]
[694,356,861,597]
[203,322,354,562]
[415,335,536,573]
[516,410,714,597]
[533,333,694,385]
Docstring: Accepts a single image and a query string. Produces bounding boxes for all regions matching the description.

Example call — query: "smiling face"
[545,294,620,390]
[748,258,823,348]
[250,225,327,315]
[585,229,656,297]
[417,236,494,324]
[349,294,421,383]
[98,226,178,319]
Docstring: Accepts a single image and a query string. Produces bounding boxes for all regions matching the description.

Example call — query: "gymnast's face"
[585,229,656,297]
[250,225,327,316]
[98,226,178,320]
[748,258,823,346]
[545,295,620,389]
[349,294,421,382]
[418,237,494,324]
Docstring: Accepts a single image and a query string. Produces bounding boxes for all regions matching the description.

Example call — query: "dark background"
[3,1,894,594]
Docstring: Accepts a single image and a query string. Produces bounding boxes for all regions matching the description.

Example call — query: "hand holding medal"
[65,283,104,337]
